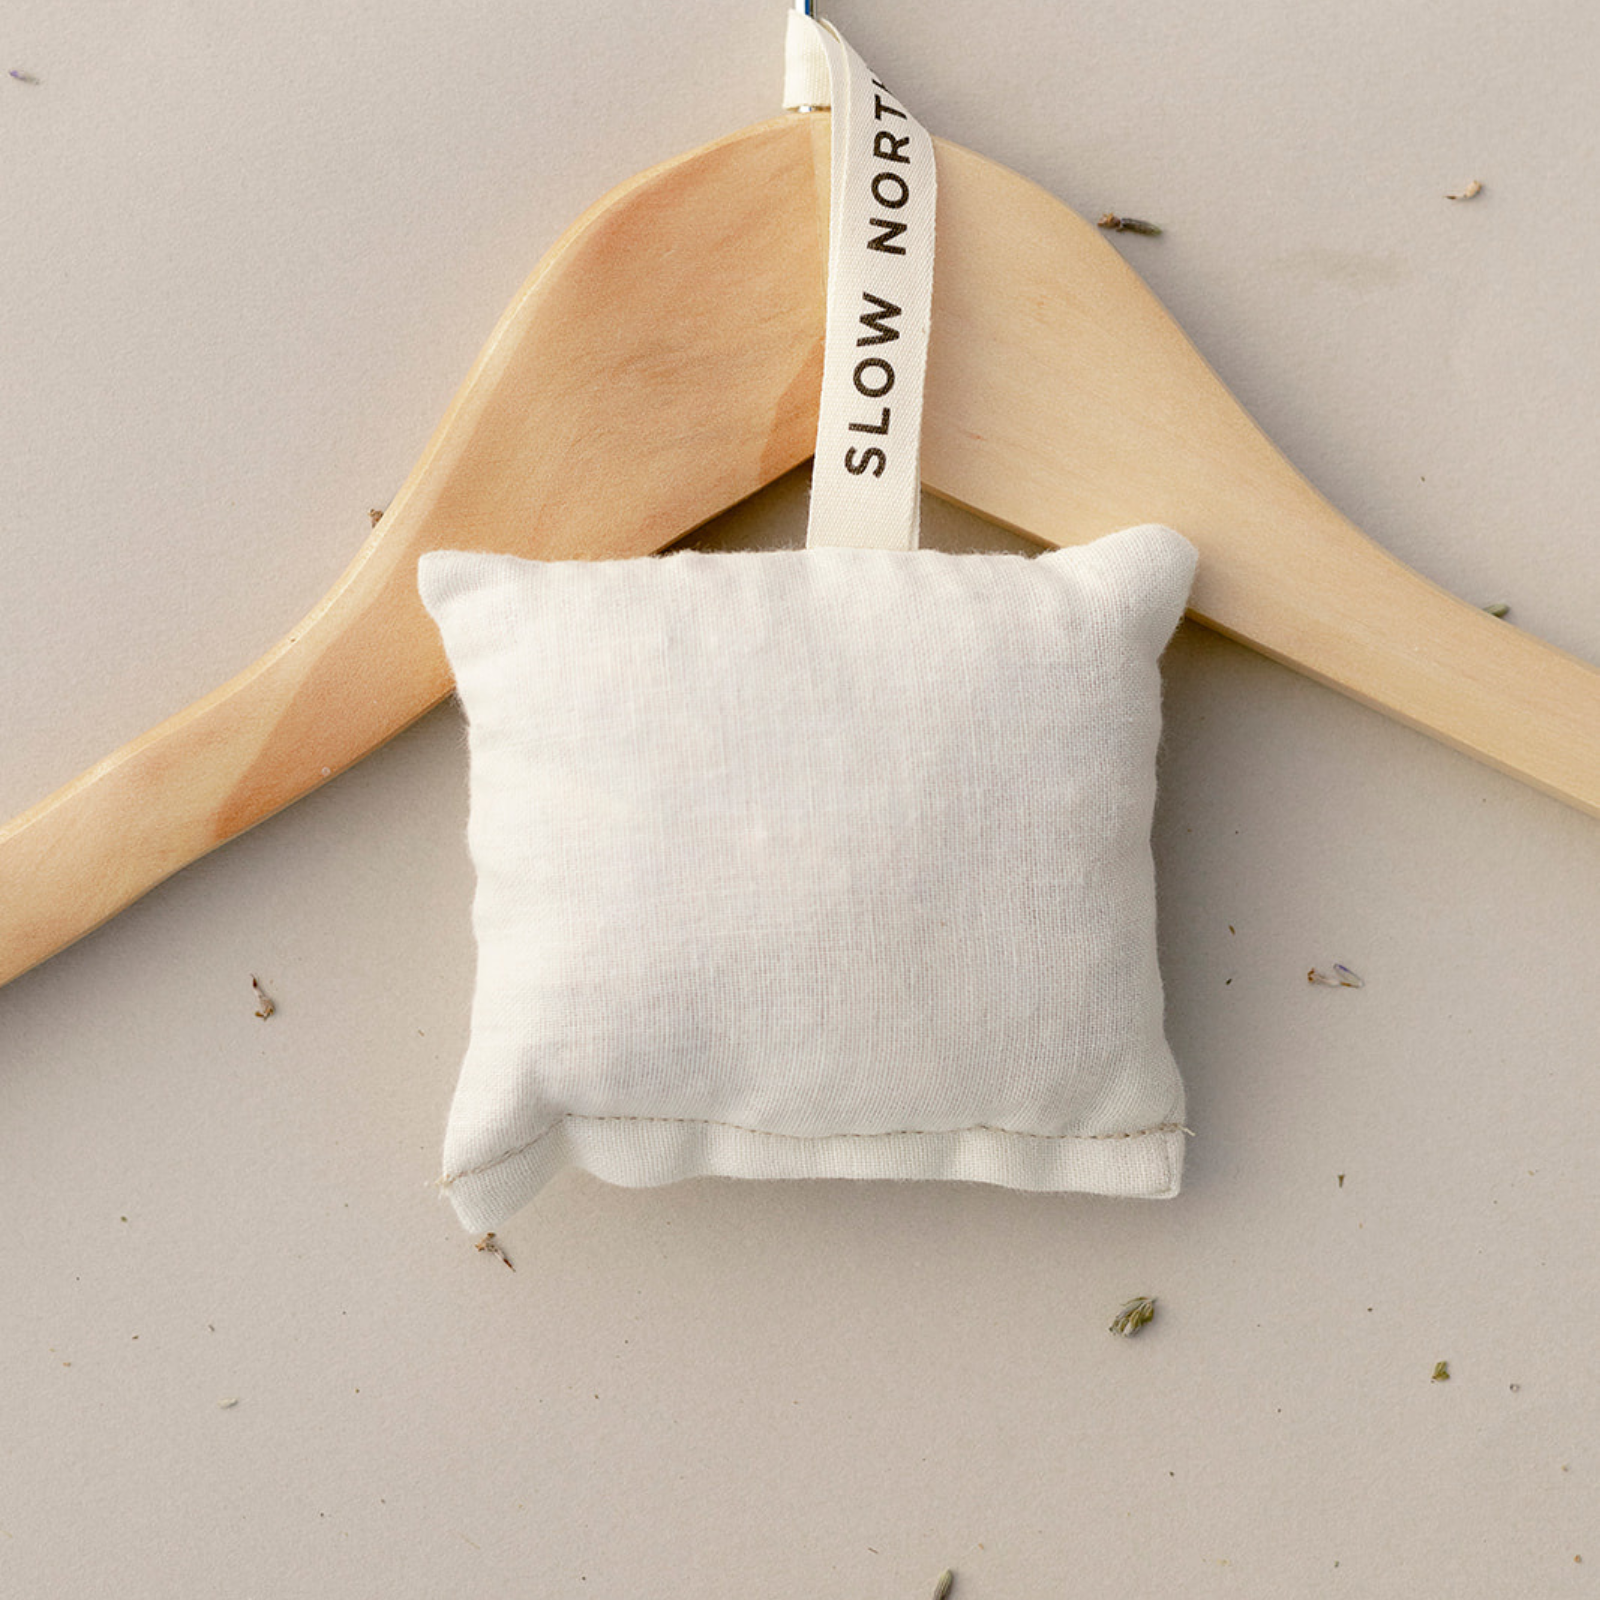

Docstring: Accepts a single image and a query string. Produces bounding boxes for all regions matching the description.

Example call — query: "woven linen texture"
[420,525,1196,1231]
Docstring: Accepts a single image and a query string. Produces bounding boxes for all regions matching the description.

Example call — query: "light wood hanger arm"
[2,114,1596,989]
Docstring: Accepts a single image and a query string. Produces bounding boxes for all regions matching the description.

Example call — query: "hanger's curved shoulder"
[919,140,1600,820]
[0,116,830,989]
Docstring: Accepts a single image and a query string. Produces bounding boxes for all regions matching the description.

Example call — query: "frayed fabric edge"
[438,1115,1188,1234]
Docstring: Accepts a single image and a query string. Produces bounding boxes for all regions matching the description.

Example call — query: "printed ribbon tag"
[801,18,937,551]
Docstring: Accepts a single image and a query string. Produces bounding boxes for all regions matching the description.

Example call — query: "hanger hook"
[793,0,816,14]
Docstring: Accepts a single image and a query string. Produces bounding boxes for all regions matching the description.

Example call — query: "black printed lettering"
[873,130,911,164]
[873,93,907,122]
[856,293,902,346]
[845,446,888,477]
[853,358,895,398]
[848,408,891,435]
[870,171,910,209]
[866,217,908,254]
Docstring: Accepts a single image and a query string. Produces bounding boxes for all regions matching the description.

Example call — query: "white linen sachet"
[420,527,1196,1231]
[419,15,1197,1230]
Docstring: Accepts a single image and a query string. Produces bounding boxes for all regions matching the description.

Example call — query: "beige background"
[3,2,1598,1595]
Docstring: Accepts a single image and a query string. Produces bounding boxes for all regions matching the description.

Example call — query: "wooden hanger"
[3,90,1598,990]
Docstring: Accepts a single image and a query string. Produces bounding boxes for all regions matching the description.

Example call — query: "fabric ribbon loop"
[790,15,937,551]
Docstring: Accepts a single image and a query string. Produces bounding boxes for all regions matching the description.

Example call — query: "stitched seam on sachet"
[439,1115,1192,1190]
